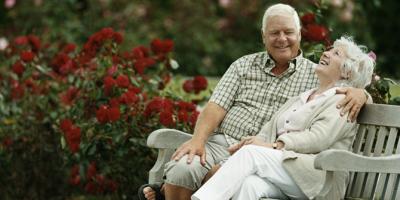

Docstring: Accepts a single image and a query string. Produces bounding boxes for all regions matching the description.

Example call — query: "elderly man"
[139,3,368,200]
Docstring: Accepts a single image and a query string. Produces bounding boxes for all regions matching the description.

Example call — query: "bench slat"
[382,128,400,200]
[362,126,388,198]
[347,125,367,194]
[375,127,397,199]
[351,125,377,197]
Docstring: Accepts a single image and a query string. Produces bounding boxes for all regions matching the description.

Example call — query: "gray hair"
[261,4,301,34]
[334,36,375,88]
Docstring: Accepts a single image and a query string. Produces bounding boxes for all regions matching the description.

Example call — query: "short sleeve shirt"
[209,51,318,145]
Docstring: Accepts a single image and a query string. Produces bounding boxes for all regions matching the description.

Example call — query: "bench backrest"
[346,104,400,199]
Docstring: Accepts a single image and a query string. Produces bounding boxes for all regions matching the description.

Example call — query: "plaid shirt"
[209,51,318,145]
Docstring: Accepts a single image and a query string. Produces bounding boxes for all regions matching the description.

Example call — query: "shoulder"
[232,52,266,67]
[228,52,266,74]
[297,57,317,71]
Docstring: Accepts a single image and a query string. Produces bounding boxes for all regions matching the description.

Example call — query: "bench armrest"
[147,128,192,148]
[314,149,400,173]
[147,128,192,184]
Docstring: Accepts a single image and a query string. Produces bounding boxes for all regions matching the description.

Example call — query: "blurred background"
[1,0,399,78]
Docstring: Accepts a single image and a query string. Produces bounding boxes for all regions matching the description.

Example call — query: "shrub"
[0,28,208,199]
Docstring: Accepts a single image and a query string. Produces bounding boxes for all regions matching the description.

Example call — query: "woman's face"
[315,45,347,83]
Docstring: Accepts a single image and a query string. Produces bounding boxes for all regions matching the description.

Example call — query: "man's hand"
[171,139,207,166]
[336,87,368,122]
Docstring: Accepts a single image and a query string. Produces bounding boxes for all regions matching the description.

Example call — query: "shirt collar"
[261,50,304,73]
[299,87,339,104]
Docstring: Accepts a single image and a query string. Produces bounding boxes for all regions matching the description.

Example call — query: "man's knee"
[164,155,207,190]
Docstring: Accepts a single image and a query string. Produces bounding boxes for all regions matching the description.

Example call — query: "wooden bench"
[146,104,400,199]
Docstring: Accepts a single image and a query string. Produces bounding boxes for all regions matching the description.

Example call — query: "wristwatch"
[272,142,278,149]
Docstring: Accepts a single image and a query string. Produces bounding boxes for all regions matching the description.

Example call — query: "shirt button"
[287,131,291,133]
[292,109,296,112]
[286,120,289,123]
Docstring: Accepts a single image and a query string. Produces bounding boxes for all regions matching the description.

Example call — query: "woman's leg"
[232,175,288,200]
[192,145,307,200]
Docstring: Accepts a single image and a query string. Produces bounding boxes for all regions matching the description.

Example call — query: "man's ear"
[261,30,266,45]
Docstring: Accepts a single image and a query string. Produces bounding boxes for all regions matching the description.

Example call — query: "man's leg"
[142,134,229,200]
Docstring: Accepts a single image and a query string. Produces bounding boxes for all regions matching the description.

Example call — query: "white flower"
[0,37,9,51]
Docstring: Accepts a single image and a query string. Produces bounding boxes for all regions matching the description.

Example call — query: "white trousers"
[191,145,308,200]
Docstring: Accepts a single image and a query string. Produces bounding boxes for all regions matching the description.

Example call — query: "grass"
[390,83,400,97]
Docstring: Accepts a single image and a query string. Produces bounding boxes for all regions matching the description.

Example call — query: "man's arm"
[336,87,369,122]
[171,102,227,165]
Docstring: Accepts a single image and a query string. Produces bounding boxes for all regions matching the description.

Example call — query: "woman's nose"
[322,51,330,58]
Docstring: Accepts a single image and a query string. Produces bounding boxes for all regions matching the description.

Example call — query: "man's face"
[263,15,301,65]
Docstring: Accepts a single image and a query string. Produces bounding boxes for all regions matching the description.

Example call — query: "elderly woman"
[191,36,375,200]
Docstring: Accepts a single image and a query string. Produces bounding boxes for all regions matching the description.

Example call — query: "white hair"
[334,36,375,88]
[261,4,301,34]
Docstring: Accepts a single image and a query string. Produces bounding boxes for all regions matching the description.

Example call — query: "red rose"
[103,76,116,95]
[193,76,208,93]
[96,105,109,124]
[69,175,81,186]
[134,58,156,74]
[189,110,200,127]
[14,36,28,45]
[151,39,174,54]
[159,110,175,127]
[62,43,77,54]
[183,80,194,93]
[132,46,149,59]
[69,164,81,185]
[20,51,35,62]
[28,35,41,51]
[85,181,97,194]
[71,164,80,177]
[116,74,130,88]
[60,119,73,132]
[107,106,120,122]
[65,126,81,153]
[95,174,106,186]
[302,24,329,42]
[12,61,25,76]
[177,110,189,123]
[60,87,80,106]
[301,13,316,26]
[176,101,196,112]
[87,162,97,180]
[109,98,121,108]
[120,91,139,105]
[113,32,124,44]
[51,53,77,75]
[11,83,25,100]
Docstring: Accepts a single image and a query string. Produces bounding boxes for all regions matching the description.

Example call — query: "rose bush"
[0,28,208,199]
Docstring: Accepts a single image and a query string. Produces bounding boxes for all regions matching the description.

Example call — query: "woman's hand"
[228,136,272,155]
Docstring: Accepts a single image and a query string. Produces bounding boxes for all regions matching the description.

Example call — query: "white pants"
[191,145,308,200]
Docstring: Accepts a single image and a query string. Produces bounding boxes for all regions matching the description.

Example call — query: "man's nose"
[277,32,287,41]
